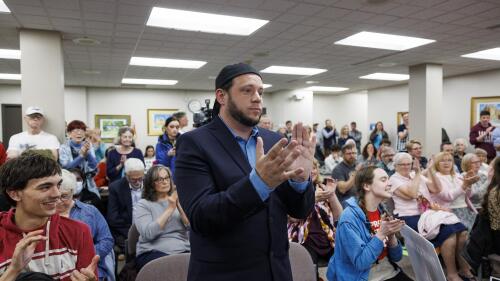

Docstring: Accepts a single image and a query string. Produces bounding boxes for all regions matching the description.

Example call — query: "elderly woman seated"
[134,165,190,272]
[57,169,115,281]
[389,152,474,281]
[461,153,490,212]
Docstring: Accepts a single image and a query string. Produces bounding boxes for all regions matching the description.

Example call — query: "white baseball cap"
[25,106,44,116]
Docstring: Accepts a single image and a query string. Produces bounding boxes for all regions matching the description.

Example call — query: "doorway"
[2,104,22,144]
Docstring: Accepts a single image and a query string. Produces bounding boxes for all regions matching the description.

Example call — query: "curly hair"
[142,165,174,202]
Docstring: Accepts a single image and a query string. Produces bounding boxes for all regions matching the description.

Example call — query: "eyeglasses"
[60,194,72,201]
[155,176,171,183]
[128,177,144,183]
[397,163,411,166]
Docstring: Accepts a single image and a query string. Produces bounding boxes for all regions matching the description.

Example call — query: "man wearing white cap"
[6,106,60,160]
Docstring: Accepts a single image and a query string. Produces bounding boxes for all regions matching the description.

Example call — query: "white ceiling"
[0,0,500,93]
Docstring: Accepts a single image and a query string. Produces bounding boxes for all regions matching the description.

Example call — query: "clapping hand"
[70,255,99,281]
[287,123,316,182]
[255,123,316,188]
[8,230,47,274]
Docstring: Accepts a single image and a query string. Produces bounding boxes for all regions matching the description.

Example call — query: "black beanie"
[215,63,261,90]
[212,63,261,116]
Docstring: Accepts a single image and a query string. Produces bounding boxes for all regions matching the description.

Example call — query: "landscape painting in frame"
[147,109,177,136]
[95,114,131,142]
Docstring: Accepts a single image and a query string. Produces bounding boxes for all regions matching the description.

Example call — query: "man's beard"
[227,94,260,127]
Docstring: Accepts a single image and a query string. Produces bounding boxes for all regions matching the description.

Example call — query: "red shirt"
[366,209,387,260]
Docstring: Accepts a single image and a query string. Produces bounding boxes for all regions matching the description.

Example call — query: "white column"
[20,29,65,141]
[409,64,443,156]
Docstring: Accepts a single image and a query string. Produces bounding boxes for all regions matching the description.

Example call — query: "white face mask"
[387,162,395,170]
[75,181,83,195]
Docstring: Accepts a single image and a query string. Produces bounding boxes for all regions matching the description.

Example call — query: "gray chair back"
[136,253,190,281]
[289,242,316,281]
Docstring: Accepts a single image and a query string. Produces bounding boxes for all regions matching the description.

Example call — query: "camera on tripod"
[193,99,213,128]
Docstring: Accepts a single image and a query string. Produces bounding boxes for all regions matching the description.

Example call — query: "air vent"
[73,37,100,46]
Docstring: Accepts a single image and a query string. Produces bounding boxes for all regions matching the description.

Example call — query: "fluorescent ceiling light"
[462,47,500,61]
[0,49,20,59]
[261,66,327,76]
[0,1,10,13]
[122,78,178,85]
[335,31,435,51]
[305,86,348,92]
[0,73,21,80]
[263,84,272,89]
[130,57,206,69]
[360,73,409,81]
[147,7,268,36]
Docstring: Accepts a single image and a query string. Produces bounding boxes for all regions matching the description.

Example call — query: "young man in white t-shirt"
[7,106,60,160]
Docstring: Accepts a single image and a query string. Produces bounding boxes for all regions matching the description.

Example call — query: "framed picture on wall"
[471,96,500,127]
[94,114,131,143]
[147,109,178,136]
[396,111,408,127]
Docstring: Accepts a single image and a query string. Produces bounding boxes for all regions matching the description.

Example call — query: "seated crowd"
[0,106,499,281]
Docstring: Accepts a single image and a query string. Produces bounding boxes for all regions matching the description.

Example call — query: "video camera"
[193,99,213,128]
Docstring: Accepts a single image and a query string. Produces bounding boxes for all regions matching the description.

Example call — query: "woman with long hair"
[143,145,156,173]
[369,122,389,150]
[156,117,180,175]
[359,142,379,166]
[327,166,411,281]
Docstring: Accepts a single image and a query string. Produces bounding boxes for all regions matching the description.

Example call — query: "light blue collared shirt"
[220,116,309,201]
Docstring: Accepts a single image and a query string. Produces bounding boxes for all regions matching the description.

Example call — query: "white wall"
[366,68,500,148]
[0,85,87,142]
[443,70,500,142]
[265,89,314,129]
[313,90,369,146]
[87,87,213,151]
[367,85,409,146]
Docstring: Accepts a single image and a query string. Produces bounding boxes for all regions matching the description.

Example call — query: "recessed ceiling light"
[378,62,397,67]
[305,86,349,92]
[147,7,268,36]
[0,0,10,13]
[0,73,21,80]
[130,57,207,69]
[263,84,272,89]
[462,47,500,61]
[82,70,101,75]
[261,66,327,76]
[305,80,319,84]
[335,31,435,51]
[0,49,20,59]
[359,73,409,81]
[73,37,100,46]
[122,78,178,85]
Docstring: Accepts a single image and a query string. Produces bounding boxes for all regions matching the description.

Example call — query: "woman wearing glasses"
[57,169,115,281]
[134,165,190,272]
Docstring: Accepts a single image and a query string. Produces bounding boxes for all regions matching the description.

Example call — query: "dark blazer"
[175,116,315,281]
[106,177,133,238]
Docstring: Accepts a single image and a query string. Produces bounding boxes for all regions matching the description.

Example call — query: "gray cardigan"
[134,199,190,256]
